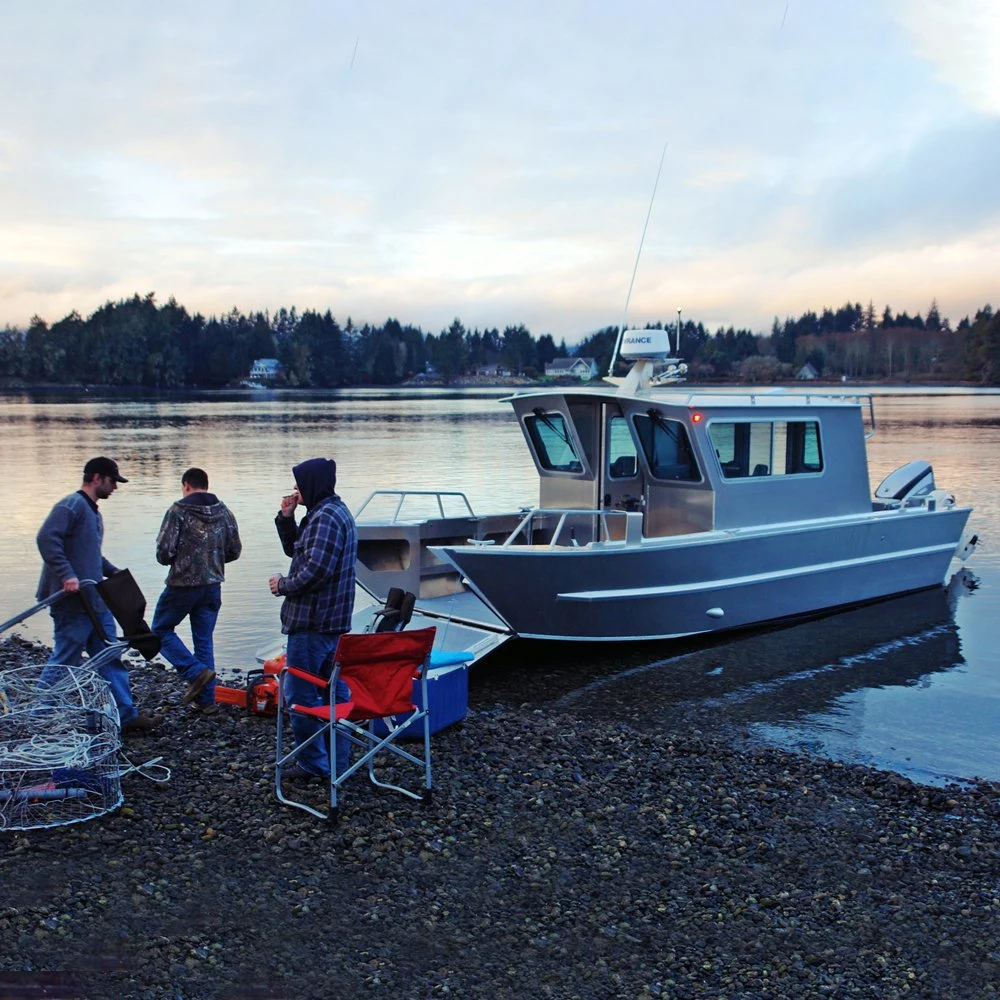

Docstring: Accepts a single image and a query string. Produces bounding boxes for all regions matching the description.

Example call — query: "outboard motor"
[875,460,936,505]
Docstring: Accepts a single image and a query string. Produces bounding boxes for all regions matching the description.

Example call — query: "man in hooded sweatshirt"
[151,467,242,714]
[269,457,357,780]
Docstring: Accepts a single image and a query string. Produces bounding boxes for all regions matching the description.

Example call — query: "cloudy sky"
[1,1,997,341]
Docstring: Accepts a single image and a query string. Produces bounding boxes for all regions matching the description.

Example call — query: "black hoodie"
[293,458,337,511]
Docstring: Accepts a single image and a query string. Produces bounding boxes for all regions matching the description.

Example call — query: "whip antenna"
[608,141,668,377]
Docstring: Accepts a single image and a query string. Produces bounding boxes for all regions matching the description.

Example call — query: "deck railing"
[355,489,476,523]
[354,492,644,549]
[501,508,642,549]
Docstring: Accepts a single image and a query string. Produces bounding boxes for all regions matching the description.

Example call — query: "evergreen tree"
[428,319,469,382]
[925,299,941,331]
[536,333,558,368]
[0,325,24,379]
[573,326,617,376]
[964,306,1000,383]
[501,324,535,374]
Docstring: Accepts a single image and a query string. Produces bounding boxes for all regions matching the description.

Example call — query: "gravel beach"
[1,635,998,1000]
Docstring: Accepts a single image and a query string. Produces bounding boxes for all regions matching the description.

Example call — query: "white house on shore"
[544,357,599,380]
[248,358,283,381]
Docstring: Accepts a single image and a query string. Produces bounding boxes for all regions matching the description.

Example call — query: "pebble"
[1,635,998,999]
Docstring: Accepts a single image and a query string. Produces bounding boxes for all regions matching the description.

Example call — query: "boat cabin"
[510,388,873,538]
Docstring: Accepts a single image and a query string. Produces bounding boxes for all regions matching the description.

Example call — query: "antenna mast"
[607,141,668,377]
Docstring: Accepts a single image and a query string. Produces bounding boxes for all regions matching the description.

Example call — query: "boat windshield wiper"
[533,407,575,449]
[646,408,695,470]
[647,408,682,446]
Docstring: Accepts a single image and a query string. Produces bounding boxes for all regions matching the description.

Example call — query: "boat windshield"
[632,410,700,482]
[524,410,584,473]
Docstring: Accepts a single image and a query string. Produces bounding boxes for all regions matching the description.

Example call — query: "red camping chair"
[275,627,437,822]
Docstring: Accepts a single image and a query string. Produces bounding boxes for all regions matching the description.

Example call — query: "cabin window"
[709,420,823,478]
[791,421,823,473]
[631,411,700,482]
[607,415,639,479]
[524,410,584,473]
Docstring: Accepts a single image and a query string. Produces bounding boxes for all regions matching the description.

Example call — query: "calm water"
[1,386,997,786]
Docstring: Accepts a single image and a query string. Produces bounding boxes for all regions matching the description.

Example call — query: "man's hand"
[269,574,282,596]
[62,577,80,593]
[279,489,299,518]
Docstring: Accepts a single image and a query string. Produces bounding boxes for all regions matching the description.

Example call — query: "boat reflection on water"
[550,568,983,786]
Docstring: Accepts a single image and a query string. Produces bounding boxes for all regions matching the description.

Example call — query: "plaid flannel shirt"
[275,494,357,634]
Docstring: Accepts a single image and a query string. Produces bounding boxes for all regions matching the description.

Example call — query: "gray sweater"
[36,491,119,601]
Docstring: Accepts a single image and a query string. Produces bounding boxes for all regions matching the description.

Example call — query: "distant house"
[796,362,819,380]
[473,363,510,378]
[545,357,599,380]
[248,358,283,381]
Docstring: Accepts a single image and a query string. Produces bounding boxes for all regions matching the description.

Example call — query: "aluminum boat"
[353,329,977,656]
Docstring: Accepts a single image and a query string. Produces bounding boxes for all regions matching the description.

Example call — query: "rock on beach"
[1,635,998,999]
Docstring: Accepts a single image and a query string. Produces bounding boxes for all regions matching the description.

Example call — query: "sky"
[1,1,998,343]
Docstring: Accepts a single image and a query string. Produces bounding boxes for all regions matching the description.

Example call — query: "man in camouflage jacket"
[151,467,242,712]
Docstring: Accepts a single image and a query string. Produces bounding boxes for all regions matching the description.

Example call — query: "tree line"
[577,298,999,384]
[0,294,568,388]
[1,293,998,387]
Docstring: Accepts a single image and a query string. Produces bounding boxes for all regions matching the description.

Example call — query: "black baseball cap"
[83,457,128,483]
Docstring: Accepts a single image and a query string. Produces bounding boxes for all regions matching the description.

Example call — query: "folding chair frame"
[275,628,436,823]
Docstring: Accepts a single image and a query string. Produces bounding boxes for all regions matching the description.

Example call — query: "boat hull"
[431,507,972,641]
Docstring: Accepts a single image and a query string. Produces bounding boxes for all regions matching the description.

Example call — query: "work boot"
[121,713,163,734]
[280,762,326,783]
[181,668,215,704]
[192,701,220,716]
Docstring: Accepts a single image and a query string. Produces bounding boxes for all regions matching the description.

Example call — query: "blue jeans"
[284,631,350,778]
[40,597,137,725]
[151,584,221,707]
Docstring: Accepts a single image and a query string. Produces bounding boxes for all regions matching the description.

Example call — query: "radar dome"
[619,328,674,361]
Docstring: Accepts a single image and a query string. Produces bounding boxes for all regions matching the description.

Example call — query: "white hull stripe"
[558,542,957,602]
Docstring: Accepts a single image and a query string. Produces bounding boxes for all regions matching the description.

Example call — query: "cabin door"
[600,405,644,540]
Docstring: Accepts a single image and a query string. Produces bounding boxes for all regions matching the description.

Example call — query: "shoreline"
[1,376,993,394]
[2,636,998,998]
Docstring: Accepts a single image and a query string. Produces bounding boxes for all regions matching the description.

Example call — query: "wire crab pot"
[0,663,123,831]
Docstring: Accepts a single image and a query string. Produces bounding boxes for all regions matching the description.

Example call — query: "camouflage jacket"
[156,492,242,587]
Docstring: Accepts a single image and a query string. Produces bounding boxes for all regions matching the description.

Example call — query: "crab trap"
[0,663,124,831]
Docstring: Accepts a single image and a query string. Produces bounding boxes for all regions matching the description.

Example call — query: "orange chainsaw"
[214,654,284,715]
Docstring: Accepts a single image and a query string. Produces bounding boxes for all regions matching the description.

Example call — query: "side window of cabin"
[524,412,584,473]
[607,415,638,479]
[786,421,823,473]
[709,421,770,477]
[710,420,822,478]
[709,422,738,475]
[747,423,773,476]
[632,412,699,482]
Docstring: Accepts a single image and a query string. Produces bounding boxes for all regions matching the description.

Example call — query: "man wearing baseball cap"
[36,457,162,733]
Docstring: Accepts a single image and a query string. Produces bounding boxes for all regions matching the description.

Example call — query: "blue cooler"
[374,648,472,739]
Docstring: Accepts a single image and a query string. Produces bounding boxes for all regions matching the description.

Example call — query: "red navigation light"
[691,412,703,423]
